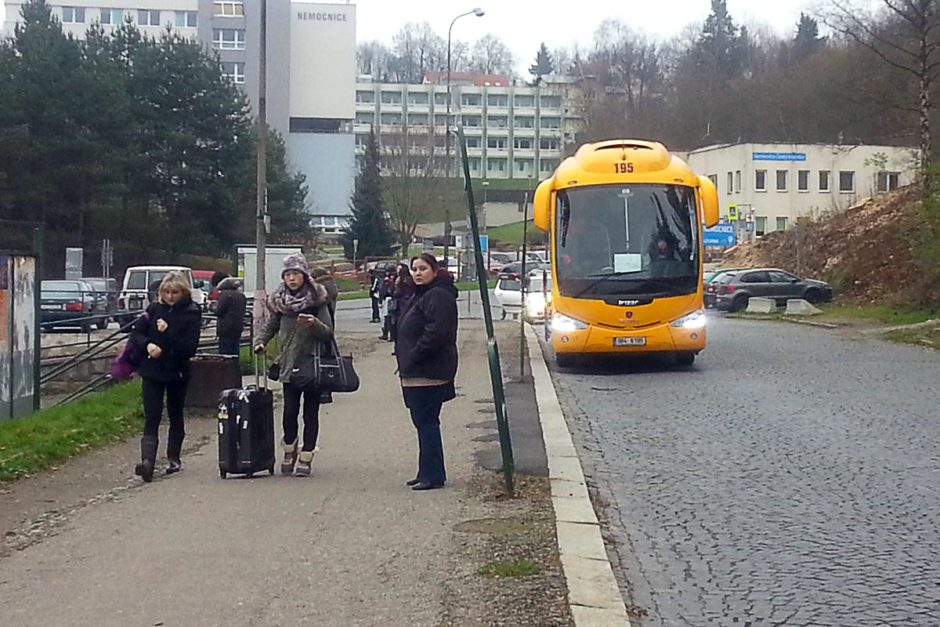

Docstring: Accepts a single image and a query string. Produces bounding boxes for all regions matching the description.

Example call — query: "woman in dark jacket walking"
[130,271,202,482]
[254,253,334,477]
[394,253,458,491]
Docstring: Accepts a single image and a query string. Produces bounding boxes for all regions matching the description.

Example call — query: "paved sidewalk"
[0,316,501,626]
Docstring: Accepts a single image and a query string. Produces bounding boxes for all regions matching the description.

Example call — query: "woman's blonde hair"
[159,271,191,304]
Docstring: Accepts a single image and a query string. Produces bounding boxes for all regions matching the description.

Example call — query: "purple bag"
[110,313,149,381]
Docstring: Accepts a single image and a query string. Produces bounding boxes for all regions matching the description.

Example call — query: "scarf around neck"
[267,278,327,316]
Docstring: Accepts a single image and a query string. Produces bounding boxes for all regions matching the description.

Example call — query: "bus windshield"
[555,183,699,297]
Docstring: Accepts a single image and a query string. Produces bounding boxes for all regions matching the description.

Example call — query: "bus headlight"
[551,312,589,332]
[670,309,707,330]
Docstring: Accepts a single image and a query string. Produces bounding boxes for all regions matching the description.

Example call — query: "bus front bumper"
[549,313,707,357]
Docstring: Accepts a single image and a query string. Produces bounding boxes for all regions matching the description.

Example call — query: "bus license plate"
[613,337,646,347]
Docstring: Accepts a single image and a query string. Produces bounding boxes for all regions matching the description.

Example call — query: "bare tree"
[390,22,446,83]
[469,34,515,76]
[822,0,940,183]
[357,40,391,79]
[380,125,449,254]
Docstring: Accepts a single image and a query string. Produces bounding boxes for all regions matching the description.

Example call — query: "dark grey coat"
[257,302,334,386]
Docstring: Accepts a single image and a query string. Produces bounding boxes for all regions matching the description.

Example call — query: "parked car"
[486,252,516,276]
[523,270,553,321]
[712,268,833,312]
[494,273,524,319]
[703,267,747,308]
[117,266,204,326]
[494,269,552,321]
[40,280,99,332]
[498,260,547,279]
[704,267,746,285]
[80,277,119,329]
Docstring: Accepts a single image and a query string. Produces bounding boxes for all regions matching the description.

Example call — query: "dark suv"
[713,268,832,312]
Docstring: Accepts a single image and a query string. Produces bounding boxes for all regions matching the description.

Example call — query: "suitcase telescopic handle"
[253,351,268,390]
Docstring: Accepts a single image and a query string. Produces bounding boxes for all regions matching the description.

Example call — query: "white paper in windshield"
[614,253,642,273]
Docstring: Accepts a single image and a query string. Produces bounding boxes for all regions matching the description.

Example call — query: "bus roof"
[551,139,698,188]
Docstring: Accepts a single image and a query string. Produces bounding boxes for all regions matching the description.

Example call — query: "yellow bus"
[533,139,719,367]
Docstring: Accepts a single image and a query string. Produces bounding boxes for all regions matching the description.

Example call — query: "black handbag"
[313,339,360,393]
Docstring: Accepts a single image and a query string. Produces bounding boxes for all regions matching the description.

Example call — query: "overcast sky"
[1,1,886,74]
[353,0,835,72]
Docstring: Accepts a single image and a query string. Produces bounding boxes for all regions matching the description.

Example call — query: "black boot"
[134,435,158,483]
[166,432,184,475]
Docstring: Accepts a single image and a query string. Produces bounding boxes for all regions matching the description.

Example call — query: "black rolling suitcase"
[217,356,276,479]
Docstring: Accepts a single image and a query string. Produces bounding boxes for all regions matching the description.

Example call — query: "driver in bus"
[647,231,683,278]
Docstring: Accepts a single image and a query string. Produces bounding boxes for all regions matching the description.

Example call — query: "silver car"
[713,268,833,312]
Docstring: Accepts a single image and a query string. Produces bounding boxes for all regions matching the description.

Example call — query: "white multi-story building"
[685,143,918,236]
[353,76,582,183]
[4,0,357,233]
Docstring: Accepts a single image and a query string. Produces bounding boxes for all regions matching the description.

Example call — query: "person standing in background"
[214,274,246,356]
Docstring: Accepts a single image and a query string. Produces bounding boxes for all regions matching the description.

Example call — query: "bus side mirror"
[698,175,719,227]
[533,178,553,231]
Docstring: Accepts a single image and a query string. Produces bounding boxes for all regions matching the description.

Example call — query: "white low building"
[685,143,918,236]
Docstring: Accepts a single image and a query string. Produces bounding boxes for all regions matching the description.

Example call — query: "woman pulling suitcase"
[254,254,334,477]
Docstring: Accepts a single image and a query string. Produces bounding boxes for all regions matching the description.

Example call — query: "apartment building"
[4,1,357,233]
[353,76,582,183]
[685,143,918,236]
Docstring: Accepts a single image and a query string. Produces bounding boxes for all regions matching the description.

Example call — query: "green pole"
[455,126,514,495]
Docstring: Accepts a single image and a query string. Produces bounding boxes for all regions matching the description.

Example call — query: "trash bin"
[185,354,242,409]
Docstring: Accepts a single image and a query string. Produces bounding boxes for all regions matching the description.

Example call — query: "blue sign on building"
[479,235,488,253]
[703,224,737,248]
[752,152,807,161]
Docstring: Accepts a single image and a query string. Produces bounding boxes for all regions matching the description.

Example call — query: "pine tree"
[792,13,825,61]
[343,128,393,259]
[529,42,554,82]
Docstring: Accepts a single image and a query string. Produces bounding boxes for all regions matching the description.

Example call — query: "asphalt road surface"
[545,314,940,627]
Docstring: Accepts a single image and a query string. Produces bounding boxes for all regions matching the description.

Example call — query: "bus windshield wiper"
[572,272,641,299]
[572,275,684,299]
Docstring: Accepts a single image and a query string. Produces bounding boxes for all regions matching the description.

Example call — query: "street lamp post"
[443,7,484,267]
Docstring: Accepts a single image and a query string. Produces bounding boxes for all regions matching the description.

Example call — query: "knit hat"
[281,252,310,278]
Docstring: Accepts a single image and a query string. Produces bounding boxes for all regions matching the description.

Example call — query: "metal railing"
[40,310,254,407]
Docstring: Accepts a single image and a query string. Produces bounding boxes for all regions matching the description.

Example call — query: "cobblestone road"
[546,315,940,626]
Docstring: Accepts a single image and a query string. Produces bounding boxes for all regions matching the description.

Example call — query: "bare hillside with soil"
[722,187,920,303]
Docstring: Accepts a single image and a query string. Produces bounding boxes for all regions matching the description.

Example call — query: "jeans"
[218,337,240,356]
[282,383,320,451]
[141,377,188,459]
[370,297,380,322]
[401,385,451,485]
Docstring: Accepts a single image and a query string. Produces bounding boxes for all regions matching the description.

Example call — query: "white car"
[117,265,205,325]
[494,269,552,321]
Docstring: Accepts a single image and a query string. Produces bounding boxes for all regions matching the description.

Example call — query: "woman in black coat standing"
[394,253,458,491]
[130,271,202,482]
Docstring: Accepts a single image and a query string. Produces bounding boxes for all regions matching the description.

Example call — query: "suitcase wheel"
[219,469,227,479]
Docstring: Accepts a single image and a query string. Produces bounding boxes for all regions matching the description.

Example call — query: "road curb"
[525,324,632,627]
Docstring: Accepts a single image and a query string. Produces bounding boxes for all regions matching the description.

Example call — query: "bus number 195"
[615,162,634,173]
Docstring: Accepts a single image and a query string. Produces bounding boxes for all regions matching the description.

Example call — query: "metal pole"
[443,8,484,270]
[254,0,268,327]
[444,20,454,267]
[456,126,514,495]
[520,191,529,378]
